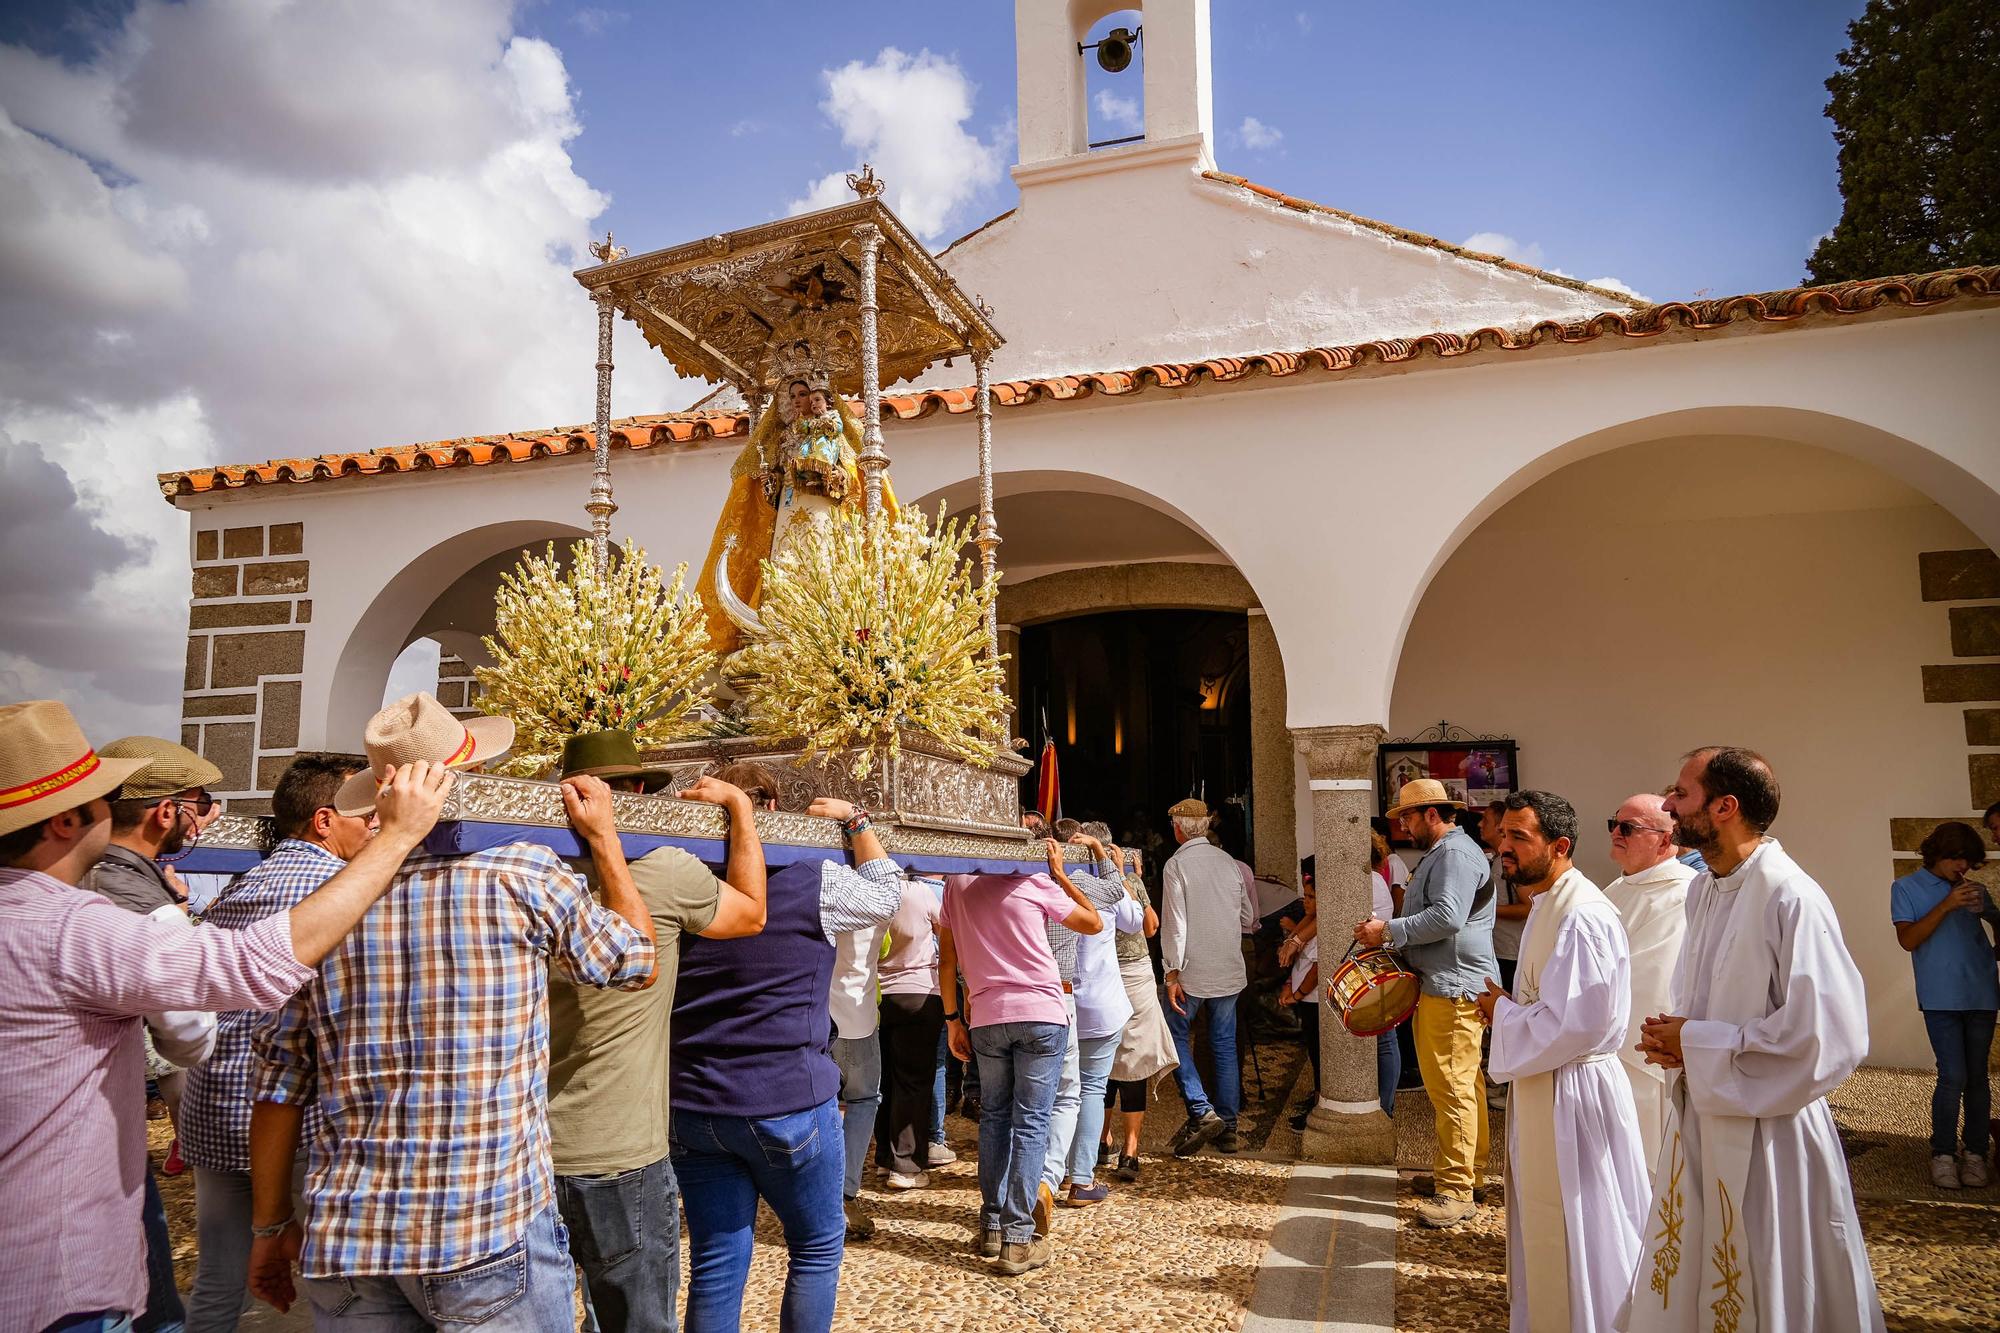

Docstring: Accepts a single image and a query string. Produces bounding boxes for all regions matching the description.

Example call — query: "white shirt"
[1160,836,1257,998]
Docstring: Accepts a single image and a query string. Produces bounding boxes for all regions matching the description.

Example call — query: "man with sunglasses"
[1599,794,1695,1174]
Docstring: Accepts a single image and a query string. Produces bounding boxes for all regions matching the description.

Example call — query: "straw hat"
[100,736,223,801]
[1384,777,1465,820]
[1168,797,1210,819]
[334,693,513,816]
[0,700,153,837]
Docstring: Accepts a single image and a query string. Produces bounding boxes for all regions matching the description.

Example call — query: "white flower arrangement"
[474,538,716,776]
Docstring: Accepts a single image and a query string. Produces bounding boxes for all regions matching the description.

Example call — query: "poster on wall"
[1377,723,1519,843]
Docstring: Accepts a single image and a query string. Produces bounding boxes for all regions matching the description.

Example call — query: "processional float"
[190,172,1072,876]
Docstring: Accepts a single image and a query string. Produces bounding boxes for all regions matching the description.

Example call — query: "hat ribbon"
[0,750,102,810]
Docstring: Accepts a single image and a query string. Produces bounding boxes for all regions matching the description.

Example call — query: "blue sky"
[520,0,1863,300]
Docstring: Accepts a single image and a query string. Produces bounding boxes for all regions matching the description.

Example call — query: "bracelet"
[251,1215,294,1239]
[841,808,872,836]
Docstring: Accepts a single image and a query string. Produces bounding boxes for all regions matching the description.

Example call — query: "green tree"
[1806,0,1998,285]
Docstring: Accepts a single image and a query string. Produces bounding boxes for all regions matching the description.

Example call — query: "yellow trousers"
[1413,992,1490,1201]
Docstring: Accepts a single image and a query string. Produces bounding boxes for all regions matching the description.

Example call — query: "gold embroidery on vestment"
[1708,1180,1745,1333]
[1649,1132,1685,1308]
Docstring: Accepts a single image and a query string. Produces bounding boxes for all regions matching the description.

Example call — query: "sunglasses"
[173,793,217,816]
[1606,818,1668,837]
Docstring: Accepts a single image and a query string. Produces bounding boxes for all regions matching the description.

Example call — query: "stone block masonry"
[181,518,314,816]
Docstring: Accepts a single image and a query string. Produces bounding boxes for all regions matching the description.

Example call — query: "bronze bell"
[1096,26,1137,73]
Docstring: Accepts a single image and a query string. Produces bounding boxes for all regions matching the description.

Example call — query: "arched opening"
[1081,7,1146,150]
[328,520,588,744]
[1390,432,1985,1070]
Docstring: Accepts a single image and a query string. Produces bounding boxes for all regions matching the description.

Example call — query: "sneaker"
[1416,1196,1478,1228]
[1214,1123,1241,1154]
[1931,1153,1962,1190]
[146,1096,168,1122]
[1112,1154,1141,1183]
[883,1170,928,1191]
[976,1227,1003,1259]
[925,1143,958,1168]
[1032,1181,1055,1237]
[1169,1111,1225,1157]
[843,1198,876,1240]
[1962,1152,1991,1189]
[1288,1106,1312,1133]
[161,1139,185,1177]
[1098,1140,1115,1168]
[993,1236,1053,1276]
[1063,1181,1111,1207]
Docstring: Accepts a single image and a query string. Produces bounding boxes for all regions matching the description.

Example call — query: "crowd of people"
[4,688,1996,1333]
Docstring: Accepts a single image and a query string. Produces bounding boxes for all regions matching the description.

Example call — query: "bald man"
[1599,793,1695,1171]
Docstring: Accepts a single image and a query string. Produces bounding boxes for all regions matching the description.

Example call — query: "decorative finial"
[589,231,628,265]
[975,293,994,318]
[846,164,883,199]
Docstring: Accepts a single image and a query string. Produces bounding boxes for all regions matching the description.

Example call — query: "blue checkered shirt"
[179,839,342,1174]
[254,841,654,1278]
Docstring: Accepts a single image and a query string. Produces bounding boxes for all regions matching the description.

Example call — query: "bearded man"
[1479,790,1648,1333]
[1620,748,1882,1333]
[1600,793,1696,1170]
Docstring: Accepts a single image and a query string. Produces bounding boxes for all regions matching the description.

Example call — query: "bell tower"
[1014,0,1214,172]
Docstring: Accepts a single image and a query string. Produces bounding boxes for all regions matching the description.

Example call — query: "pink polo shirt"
[940,872,1072,1028]
[0,867,315,1330]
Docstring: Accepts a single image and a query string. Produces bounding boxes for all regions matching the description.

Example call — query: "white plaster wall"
[930,149,1626,386]
[1388,436,1980,1070]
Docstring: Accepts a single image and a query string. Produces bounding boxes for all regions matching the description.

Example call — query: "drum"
[1326,945,1419,1037]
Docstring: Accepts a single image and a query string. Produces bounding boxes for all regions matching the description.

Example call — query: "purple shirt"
[0,866,314,1330]
[940,873,1072,1028]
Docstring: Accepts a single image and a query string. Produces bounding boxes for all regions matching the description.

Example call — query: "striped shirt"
[0,867,313,1332]
[254,842,654,1279]
[180,839,343,1174]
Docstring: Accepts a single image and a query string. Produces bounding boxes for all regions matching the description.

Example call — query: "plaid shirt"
[1043,860,1123,984]
[180,839,342,1173]
[254,842,654,1278]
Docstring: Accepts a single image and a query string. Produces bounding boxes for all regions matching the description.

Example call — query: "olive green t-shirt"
[548,847,720,1175]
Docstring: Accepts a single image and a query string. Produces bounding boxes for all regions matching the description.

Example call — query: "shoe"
[1098,1140,1115,1167]
[1932,1153,1964,1189]
[977,1227,1003,1258]
[1064,1181,1111,1207]
[1288,1106,1312,1132]
[960,1098,981,1123]
[883,1170,928,1190]
[1214,1123,1241,1154]
[1112,1154,1141,1183]
[1962,1152,1991,1189]
[993,1237,1053,1276]
[1416,1196,1478,1228]
[146,1096,168,1122]
[843,1197,876,1240]
[925,1143,958,1167]
[161,1139,185,1177]
[1033,1181,1055,1237]
[1412,1175,1488,1204]
[1169,1111,1225,1157]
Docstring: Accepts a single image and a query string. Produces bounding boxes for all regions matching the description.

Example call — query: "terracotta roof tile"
[159,266,2000,500]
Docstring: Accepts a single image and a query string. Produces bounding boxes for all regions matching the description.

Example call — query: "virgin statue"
[696,377,898,654]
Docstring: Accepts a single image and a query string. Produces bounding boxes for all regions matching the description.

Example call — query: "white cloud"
[1238,116,1283,151]
[1460,231,1548,269]
[787,47,1003,242]
[1583,276,1640,297]
[570,8,628,36]
[1095,89,1140,131]
[1297,12,1313,33]
[0,0,688,740]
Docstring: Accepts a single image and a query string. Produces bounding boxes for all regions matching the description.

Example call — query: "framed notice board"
[1377,721,1519,838]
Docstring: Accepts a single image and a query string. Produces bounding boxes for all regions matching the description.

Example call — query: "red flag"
[1035,738,1062,822]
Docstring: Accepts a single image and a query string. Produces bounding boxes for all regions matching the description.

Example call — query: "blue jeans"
[136,1167,184,1333]
[297,1206,575,1331]
[1164,989,1243,1124]
[1067,1029,1122,1185]
[1377,1029,1402,1117]
[557,1153,681,1333]
[969,1021,1066,1243]
[1039,994,1081,1193]
[44,1316,135,1332]
[670,1100,845,1333]
[931,1029,949,1146]
[1923,1009,1996,1156]
[830,1035,882,1200]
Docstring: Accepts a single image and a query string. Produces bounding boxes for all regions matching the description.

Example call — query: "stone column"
[1247,609,1296,885]
[1293,722,1395,1163]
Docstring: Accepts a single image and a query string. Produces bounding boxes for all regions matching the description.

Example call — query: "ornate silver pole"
[973,348,1000,660]
[585,232,626,577]
[855,223,887,519]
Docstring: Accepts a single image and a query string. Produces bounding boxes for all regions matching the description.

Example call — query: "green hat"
[559,729,669,780]
[100,736,224,801]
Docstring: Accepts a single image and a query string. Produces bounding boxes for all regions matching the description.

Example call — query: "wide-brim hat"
[100,736,224,801]
[558,728,670,781]
[1385,777,1465,820]
[0,700,153,837]
[334,692,513,816]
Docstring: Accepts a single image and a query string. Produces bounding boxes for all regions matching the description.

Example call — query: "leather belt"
[1061,981,1074,993]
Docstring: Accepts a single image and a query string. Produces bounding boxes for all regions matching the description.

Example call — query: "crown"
[768,338,828,388]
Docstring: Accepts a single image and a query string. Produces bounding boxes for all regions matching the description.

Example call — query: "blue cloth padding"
[178,821,1054,876]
